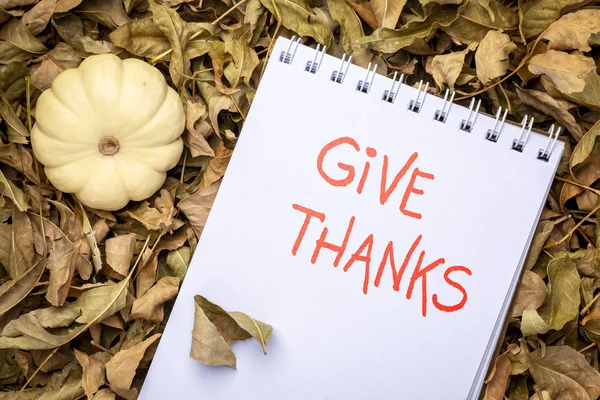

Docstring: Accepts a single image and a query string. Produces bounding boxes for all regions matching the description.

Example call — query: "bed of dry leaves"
[0,0,599,398]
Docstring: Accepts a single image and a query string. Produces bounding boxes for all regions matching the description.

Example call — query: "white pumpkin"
[31,54,185,211]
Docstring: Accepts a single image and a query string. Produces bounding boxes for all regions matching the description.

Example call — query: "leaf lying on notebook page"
[190,295,273,368]
[528,346,600,399]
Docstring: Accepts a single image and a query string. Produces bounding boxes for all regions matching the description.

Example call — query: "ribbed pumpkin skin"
[31,54,185,211]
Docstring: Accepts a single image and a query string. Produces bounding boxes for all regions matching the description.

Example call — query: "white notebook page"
[140,37,563,400]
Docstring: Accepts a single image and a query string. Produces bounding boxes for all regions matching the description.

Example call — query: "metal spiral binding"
[409,80,429,113]
[512,115,534,152]
[485,107,508,143]
[279,36,301,64]
[382,72,404,104]
[460,98,481,132]
[285,39,561,162]
[434,89,455,123]
[305,44,327,74]
[356,62,378,94]
[538,125,561,161]
[331,54,352,84]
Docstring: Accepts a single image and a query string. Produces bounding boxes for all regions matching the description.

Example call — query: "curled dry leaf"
[190,296,237,368]
[190,295,273,367]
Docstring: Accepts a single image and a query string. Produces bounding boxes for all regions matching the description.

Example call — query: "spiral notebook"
[140,37,563,400]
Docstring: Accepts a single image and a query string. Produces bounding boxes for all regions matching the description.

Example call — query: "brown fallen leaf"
[541,9,600,52]
[190,296,237,368]
[475,30,516,85]
[105,233,137,277]
[516,87,584,140]
[130,276,180,323]
[74,349,106,398]
[105,333,161,399]
[508,271,547,318]
[529,50,596,94]
[190,295,273,367]
[483,348,512,400]
[178,181,220,238]
[528,346,600,399]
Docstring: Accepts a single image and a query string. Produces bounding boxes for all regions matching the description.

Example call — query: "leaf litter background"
[0,0,599,398]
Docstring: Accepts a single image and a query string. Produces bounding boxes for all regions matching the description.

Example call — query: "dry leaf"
[149,0,191,89]
[528,346,600,399]
[259,0,334,49]
[74,349,105,398]
[509,271,547,318]
[0,18,48,54]
[105,233,137,277]
[442,0,517,44]
[30,42,81,91]
[520,0,590,39]
[529,50,596,94]
[190,296,237,368]
[105,333,160,399]
[0,276,129,349]
[370,0,406,29]
[130,276,180,323]
[541,10,600,52]
[475,30,516,85]
[427,48,467,90]
[178,181,220,238]
[200,140,233,188]
[570,119,600,171]
[190,295,273,367]
[21,0,57,36]
[351,3,465,53]
[516,87,584,140]
[109,19,170,58]
[483,348,512,400]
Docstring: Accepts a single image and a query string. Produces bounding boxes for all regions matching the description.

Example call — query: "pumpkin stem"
[98,136,120,156]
